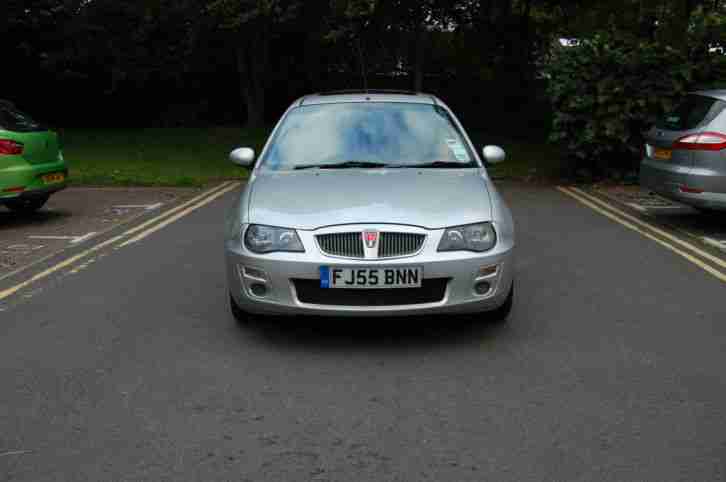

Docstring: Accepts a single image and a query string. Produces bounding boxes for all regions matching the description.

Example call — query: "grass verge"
[60,127,563,187]
[468,131,564,181]
[62,127,268,187]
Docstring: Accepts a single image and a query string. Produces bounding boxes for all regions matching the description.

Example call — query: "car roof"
[299,90,440,106]
[692,89,726,101]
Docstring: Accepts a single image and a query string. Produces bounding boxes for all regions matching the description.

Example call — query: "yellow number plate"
[42,173,65,184]
[653,148,672,160]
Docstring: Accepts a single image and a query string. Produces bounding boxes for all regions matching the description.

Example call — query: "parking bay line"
[0,181,239,302]
[0,184,232,285]
[113,203,163,211]
[0,234,126,301]
[702,237,726,252]
[118,181,240,247]
[569,186,726,270]
[117,181,236,240]
[557,187,726,284]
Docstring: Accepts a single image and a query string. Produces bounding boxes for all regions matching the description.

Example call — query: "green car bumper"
[0,158,68,201]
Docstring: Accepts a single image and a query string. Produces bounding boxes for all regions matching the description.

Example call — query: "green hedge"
[545,23,725,174]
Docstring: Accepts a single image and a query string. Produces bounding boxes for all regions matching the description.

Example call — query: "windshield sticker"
[446,138,470,162]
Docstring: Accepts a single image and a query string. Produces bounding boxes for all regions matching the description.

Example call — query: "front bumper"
[640,159,726,210]
[225,225,515,317]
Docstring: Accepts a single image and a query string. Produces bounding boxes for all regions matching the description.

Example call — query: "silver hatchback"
[640,90,726,211]
[224,91,516,320]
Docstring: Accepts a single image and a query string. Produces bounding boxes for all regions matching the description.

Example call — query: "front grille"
[293,278,449,306]
[316,232,364,258]
[316,231,426,259]
[379,233,425,258]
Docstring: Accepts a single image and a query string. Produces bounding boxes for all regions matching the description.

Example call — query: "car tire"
[3,195,50,214]
[695,207,722,216]
[229,293,250,323]
[488,282,514,323]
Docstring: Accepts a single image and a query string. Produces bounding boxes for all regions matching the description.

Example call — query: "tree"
[206,0,303,127]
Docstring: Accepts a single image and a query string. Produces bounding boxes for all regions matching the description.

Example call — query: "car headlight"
[244,224,304,253]
[437,222,496,252]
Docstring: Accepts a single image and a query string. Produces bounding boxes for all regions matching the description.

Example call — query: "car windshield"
[260,103,478,171]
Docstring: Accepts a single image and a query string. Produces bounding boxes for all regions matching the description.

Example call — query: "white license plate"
[320,266,423,289]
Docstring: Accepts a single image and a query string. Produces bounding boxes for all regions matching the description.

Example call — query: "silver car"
[224,90,515,320]
[640,89,726,211]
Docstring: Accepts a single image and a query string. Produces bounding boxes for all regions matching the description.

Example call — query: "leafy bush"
[545,25,726,175]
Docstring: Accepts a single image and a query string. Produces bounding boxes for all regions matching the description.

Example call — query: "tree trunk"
[412,28,425,92]
[665,0,697,45]
[235,27,269,129]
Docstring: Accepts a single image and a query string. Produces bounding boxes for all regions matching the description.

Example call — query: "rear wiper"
[295,161,389,170]
[388,161,477,169]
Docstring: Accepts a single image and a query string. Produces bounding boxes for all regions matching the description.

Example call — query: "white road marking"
[113,203,163,211]
[702,237,726,251]
[118,182,240,247]
[29,232,97,244]
[625,201,684,213]
[71,232,97,244]
[0,450,32,458]
[0,234,126,301]
[4,244,45,252]
[28,236,76,241]
[117,181,236,239]
[627,203,648,212]
[0,182,240,301]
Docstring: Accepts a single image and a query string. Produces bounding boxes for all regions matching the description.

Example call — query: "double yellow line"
[558,186,726,283]
[0,181,240,301]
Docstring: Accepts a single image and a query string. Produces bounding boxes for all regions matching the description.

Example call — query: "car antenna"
[356,35,368,92]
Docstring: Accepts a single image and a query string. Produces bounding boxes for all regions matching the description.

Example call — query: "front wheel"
[3,195,50,214]
[694,207,723,216]
[488,282,514,323]
[230,292,259,324]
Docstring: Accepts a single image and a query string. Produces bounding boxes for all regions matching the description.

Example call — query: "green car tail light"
[0,139,24,155]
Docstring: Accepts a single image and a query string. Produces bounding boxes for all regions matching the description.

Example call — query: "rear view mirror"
[482,145,506,164]
[230,147,255,167]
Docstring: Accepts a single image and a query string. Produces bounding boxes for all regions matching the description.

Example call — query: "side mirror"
[482,145,506,164]
[230,147,255,167]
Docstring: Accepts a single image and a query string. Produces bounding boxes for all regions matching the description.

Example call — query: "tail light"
[679,185,704,194]
[0,139,24,155]
[673,132,726,151]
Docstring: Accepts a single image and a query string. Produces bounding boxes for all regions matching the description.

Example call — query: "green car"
[0,101,67,213]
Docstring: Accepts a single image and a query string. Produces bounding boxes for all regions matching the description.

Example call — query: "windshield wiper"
[388,161,477,169]
[294,160,389,170]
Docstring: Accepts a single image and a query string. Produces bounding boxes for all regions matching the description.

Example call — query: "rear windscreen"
[656,95,725,131]
[0,104,45,132]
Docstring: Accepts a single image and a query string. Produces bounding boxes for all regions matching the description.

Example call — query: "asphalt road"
[0,187,196,277]
[1,182,725,482]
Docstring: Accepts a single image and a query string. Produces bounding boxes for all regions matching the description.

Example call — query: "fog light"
[249,283,267,297]
[474,281,491,295]
[478,265,498,278]
[243,266,267,281]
